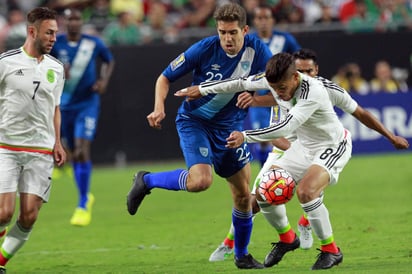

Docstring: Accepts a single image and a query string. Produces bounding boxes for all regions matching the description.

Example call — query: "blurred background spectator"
[82,0,114,34]
[272,0,305,25]
[332,62,370,94]
[110,0,145,22]
[370,60,409,93]
[102,10,143,46]
[0,7,25,52]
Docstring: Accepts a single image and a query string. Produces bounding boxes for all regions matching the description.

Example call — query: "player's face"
[66,10,83,35]
[253,8,274,35]
[268,72,300,101]
[217,20,248,55]
[295,58,318,77]
[33,19,58,55]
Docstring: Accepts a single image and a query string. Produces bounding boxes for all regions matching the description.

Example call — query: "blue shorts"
[176,114,251,178]
[61,105,99,150]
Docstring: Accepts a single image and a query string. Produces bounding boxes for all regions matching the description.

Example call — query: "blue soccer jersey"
[250,30,301,55]
[50,34,113,110]
[163,34,272,128]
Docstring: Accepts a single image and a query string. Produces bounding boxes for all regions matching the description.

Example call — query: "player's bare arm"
[147,74,169,129]
[174,85,202,101]
[351,106,409,150]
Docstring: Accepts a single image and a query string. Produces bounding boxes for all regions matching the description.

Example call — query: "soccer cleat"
[234,254,264,269]
[311,248,343,270]
[264,235,300,267]
[298,224,313,249]
[0,266,5,273]
[127,171,151,215]
[70,208,91,226]
[209,243,234,262]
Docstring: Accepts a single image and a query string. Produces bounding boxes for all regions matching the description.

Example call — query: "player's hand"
[226,131,244,148]
[147,111,166,130]
[92,79,108,94]
[236,92,253,109]
[391,135,409,150]
[53,143,67,167]
[174,86,202,101]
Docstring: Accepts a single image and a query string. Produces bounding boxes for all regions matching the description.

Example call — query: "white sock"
[257,200,289,231]
[1,222,31,256]
[301,198,332,241]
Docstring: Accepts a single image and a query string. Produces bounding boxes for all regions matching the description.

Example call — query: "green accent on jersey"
[320,235,334,246]
[47,69,55,83]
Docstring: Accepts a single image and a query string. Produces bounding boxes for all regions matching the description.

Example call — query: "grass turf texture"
[7,153,412,273]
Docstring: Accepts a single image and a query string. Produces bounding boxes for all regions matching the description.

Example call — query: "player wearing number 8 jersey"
[126,3,272,269]
[175,52,409,270]
[0,7,66,273]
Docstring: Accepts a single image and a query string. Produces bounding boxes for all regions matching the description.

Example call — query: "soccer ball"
[258,168,296,205]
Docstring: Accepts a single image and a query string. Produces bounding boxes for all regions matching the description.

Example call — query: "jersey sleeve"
[317,76,358,114]
[54,67,65,106]
[199,73,271,95]
[97,38,114,63]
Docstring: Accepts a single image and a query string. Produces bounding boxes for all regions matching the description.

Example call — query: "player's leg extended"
[209,149,286,262]
[298,165,343,270]
[226,164,263,269]
[0,193,42,266]
[127,118,213,215]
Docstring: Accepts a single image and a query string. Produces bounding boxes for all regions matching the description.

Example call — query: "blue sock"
[144,169,188,191]
[232,208,253,259]
[73,161,92,208]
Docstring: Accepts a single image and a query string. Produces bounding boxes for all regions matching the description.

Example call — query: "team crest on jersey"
[251,72,265,81]
[199,147,209,157]
[47,69,55,83]
[211,64,220,71]
[241,61,250,71]
[171,53,185,71]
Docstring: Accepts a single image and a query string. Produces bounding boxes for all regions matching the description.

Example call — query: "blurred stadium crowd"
[0,0,410,92]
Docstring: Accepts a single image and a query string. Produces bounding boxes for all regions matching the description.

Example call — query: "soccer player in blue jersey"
[50,8,114,227]
[126,3,272,269]
[246,4,301,167]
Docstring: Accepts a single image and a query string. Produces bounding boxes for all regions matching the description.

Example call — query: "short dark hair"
[214,3,247,28]
[27,7,57,26]
[293,48,318,64]
[265,53,296,83]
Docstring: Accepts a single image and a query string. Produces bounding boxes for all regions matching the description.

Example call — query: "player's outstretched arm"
[352,106,409,150]
[174,85,202,101]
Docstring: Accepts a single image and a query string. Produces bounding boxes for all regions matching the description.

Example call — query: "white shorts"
[250,130,352,193]
[275,131,352,185]
[0,149,54,202]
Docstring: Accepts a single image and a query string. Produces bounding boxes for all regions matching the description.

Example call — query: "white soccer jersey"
[199,72,357,150]
[0,48,65,153]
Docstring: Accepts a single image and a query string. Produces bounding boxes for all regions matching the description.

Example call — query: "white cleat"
[209,243,234,262]
[298,224,313,250]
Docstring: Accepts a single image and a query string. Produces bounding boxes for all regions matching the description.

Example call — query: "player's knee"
[0,208,14,224]
[18,210,39,228]
[186,175,212,192]
[296,185,319,203]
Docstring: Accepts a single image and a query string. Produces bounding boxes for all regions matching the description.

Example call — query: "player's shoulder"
[315,75,346,93]
[44,54,64,68]
[0,48,22,62]
[299,73,326,99]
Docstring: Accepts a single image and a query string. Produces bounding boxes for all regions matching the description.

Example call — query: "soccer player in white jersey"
[175,52,409,270]
[0,7,66,273]
[126,3,272,269]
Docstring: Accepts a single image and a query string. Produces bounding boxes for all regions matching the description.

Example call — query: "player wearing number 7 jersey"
[126,3,272,269]
[0,7,66,273]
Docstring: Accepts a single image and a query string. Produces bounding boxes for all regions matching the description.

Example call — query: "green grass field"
[6,153,412,273]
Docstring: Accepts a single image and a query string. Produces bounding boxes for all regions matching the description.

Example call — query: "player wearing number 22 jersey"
[126,3,272,270]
